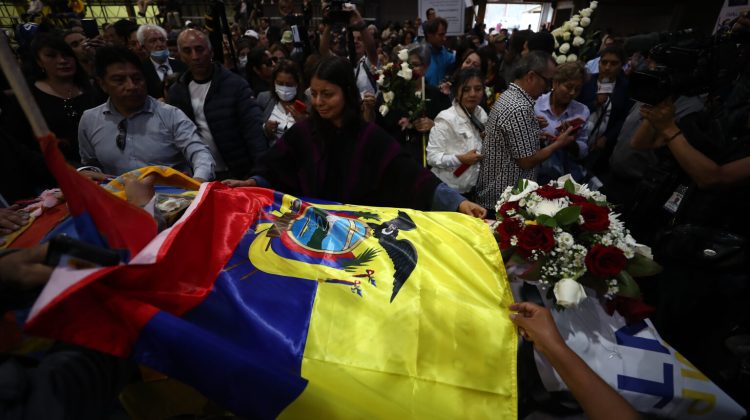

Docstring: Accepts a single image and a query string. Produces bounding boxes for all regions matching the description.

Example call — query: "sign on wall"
[418,0,467,36]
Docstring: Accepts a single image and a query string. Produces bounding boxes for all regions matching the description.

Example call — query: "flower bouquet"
[494,175,661,309]
[376,48,427,124]
[550,0,600,65]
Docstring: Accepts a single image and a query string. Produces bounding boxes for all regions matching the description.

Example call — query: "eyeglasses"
[116,119,127,151]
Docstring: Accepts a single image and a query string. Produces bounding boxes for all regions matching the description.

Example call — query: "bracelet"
[665,130,682,144]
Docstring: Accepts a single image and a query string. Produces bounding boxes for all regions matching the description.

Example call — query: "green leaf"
[554,206,581,225]
[616,271,640,298]
[536,214,558,228]
[625,254,663,277]
[563,179,576,194]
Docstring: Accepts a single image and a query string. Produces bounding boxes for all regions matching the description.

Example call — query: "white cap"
[244,29,259,39]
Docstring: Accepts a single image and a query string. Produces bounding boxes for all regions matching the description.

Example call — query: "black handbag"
[656,224,748,270]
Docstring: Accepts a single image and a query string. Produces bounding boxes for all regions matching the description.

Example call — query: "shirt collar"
[509,83,535,106]
[536,92,552,113]
[102,96,155,118]
[150,57,171,69]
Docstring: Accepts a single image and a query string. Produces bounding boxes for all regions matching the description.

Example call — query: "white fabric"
[427,103,487,193]
[267,102,296,143]
[188,80,228,172]
[354,55,379,95]
[508,280,746,419]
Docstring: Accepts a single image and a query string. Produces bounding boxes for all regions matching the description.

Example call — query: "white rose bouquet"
[551,0,601,64]
[493,176,661,310]
[374,50,427,122]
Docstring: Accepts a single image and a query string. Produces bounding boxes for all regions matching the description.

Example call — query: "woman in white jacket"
[427,68,488,195]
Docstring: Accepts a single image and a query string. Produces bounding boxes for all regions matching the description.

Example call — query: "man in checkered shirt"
[476,51,578,215]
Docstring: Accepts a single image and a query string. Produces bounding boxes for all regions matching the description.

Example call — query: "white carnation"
[556,54,567,65]
[562,32,571,41]
[382,91,395,104]
[574,27,584,36]
[573,36,585,47]
[528,198,568,218]
[581,17,591,27]
[379,104,389,116]
[557,232,575,248]
[559,42,571,54]
[580,8,592,17]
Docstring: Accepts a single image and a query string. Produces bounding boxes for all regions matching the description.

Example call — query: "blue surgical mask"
[150,49,170,62]
[275,84,297,102]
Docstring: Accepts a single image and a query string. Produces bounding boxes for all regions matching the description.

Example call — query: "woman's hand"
[361,92,376,122]
[509,302,566,357]
[413,117,434,133]
[457,149,482,165]
[79,170,115,183]
[0,207,30,237]
[264,120,280,138]
[457,200,487,219]
[222,178,257,187]
[536,116,549,129]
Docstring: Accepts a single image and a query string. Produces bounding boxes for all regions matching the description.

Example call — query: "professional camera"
[323,0,363,24]
[626,21,748,105]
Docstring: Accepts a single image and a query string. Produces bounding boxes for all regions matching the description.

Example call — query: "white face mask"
[238,55,248,69]
[275,84,297,102]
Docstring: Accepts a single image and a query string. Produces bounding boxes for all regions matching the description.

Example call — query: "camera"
[324,0,362,24]
[626,27,745,105]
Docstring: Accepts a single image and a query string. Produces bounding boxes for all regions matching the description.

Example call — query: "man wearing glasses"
[476,51,578,216]
[78,46,215,182]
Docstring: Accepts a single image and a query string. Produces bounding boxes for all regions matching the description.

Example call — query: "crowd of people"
[1,0,750,417]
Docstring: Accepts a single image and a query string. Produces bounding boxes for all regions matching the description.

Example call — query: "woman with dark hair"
[427,68,487,196]
[255,59,308,146]
[534,61,591,183]
[223,56,486,217]
[29,31,96,165]
[499,29,532,83]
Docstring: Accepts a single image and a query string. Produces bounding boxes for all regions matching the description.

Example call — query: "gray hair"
[511,50,554,81]
[408,43,431,68]
[136,24,167,46]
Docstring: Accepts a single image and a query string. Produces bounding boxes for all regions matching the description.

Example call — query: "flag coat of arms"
[26,181,518,419]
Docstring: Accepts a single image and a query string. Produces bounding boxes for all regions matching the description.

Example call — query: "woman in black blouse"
[29,32,96,165]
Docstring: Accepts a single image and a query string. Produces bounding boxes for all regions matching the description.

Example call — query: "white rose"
[634,244,653,260]
[567,54,578,63]
[397,68,413,80]
[569,20,579,28]
[574,27,584,36]
[572,36,585,47]
[562,22,571,31]
[551,28,563,37]
[562,32,571,41]
[556,54,567,65]
[485,86,493,97]
[383,62,394,70]
[581,17,591,27]
[414,90,422,98]
[376,74,385,86]
[570,14,581,22]
[590,1,598,9]
[397,48,409,62]
[559,42,571,54]
[379,104,389,116]
[580,8,592,17]
[554,278,587,308]
[382,91,395,104]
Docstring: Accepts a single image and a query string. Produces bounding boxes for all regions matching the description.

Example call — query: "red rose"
[535,184,568,199]
[567,193,588,204]
[578,202,610,232]
[585,244,627,277]
[495,217,524,249]
[516,224,555,258]
[498,201,521,218]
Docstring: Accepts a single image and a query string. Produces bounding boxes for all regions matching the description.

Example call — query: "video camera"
[323,0,363,25]
[626,19,748,105]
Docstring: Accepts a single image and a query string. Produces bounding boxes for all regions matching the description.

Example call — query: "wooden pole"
[0,33,50,138]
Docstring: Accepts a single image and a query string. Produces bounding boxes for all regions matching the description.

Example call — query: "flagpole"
[0,33,50,138]
[421,77,426,168]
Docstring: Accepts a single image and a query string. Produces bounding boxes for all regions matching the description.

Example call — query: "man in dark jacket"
[168,29,267,180]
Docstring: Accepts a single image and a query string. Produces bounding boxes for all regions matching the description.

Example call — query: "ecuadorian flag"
[26,171,518,418]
